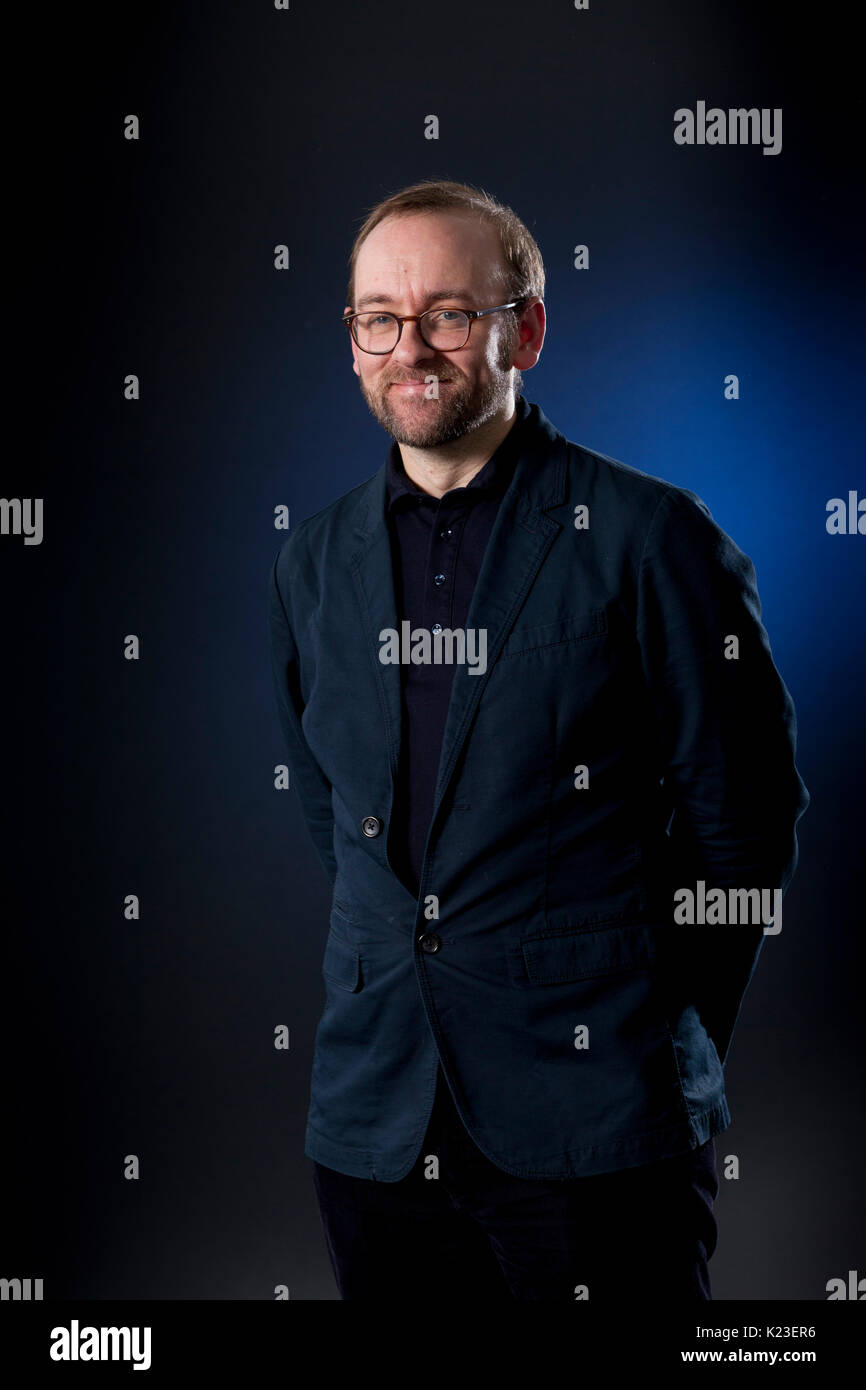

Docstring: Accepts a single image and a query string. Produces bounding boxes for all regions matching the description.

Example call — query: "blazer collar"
[356,396,568,538]
[384,391,532,512]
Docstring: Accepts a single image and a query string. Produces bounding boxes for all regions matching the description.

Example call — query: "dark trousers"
[312,1064,719,1301]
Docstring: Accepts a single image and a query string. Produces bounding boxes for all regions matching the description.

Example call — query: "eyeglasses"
[343,298,528,354]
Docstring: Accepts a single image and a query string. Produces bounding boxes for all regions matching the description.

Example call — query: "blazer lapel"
[348,469,404,784]
[347,402,569,880]
[432,444,565,821]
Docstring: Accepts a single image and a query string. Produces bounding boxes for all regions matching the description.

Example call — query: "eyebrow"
[354,288,476,310]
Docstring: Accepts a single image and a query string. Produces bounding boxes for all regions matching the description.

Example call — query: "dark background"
[3,0,863,1300]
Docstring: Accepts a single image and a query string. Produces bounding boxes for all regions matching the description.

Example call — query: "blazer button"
[361,815,382,838]
[419,932,442,953]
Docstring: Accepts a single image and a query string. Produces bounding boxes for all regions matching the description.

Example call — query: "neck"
[398,398,518,498]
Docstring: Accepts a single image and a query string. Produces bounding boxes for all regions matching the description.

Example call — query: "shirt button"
[439,526,453,539]
[361,815,382,838]
[418,932,442,953]
[433,573,447,587]
[431,623,443,635]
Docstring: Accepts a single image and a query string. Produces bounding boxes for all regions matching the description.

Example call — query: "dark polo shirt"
[384,393,532,898]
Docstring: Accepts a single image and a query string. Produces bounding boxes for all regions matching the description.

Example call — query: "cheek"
[462,341,496,375]
[482,329,510,370]
[359,359,384,386]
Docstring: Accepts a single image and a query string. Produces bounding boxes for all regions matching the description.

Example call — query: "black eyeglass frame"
[342,298,530,353]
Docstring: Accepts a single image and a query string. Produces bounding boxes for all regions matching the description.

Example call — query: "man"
[268,179,809,1301]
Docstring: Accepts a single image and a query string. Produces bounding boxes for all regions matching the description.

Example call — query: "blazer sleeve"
[636,486,810,1064]
[268,549,338,888]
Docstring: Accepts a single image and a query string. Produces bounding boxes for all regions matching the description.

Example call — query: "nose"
[391,317,436,367]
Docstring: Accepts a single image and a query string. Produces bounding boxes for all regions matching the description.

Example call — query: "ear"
[344,307,362,377]
[512,298,546,371]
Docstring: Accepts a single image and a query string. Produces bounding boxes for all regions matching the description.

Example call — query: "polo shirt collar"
[386,393,531,512]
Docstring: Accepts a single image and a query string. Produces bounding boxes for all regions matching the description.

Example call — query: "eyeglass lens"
[353,309,470,352]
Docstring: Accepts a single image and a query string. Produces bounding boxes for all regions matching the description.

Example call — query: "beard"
[358,330,521,448]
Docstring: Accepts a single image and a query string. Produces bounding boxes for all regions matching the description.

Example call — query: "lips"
[390,380,450,389]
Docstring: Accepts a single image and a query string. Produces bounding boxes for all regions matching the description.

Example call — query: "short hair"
[345,178,545,311]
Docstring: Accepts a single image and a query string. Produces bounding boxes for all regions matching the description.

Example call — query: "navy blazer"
[268,399,809,1181]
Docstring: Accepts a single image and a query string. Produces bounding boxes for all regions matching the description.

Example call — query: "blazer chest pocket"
[331,896,362,924]
[322,931,362,991]
[500,608,607,658]
[518,921,654,985]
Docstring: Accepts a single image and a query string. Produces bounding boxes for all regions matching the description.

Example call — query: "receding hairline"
[351,208,512,299]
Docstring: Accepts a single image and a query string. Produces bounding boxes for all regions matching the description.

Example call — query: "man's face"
[347,211,523,448]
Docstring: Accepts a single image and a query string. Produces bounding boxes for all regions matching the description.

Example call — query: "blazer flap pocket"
[322,932,362,991]
[502,608,607,657]
[521,923,653,984]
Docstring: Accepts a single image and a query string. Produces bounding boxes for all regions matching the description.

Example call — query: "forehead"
[354,211,504,300]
